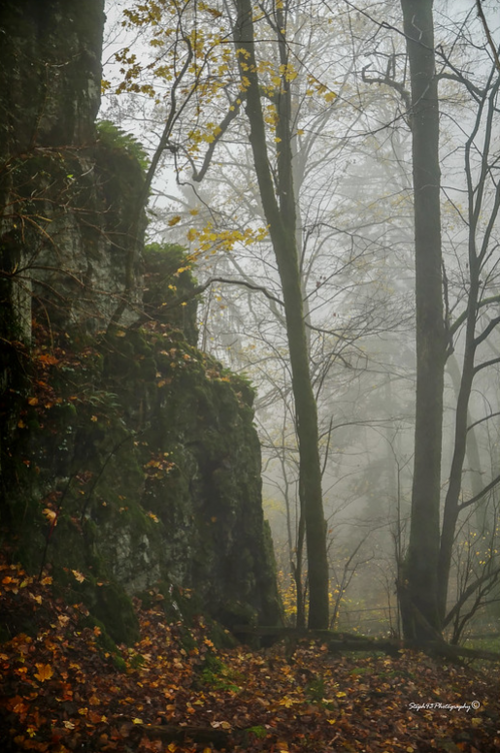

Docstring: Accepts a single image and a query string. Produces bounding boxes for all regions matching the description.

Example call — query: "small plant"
[96,120,149,170]
[200,654,242,692]
[246,725,267,739]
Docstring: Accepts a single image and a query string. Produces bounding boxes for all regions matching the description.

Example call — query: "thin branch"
[458,472,500,511]
[473,355,500,375]
[444,566,500,629]
[361,65,411,114]
[449,294,500,339]
[195,276,284,306]
[475,0,500,71]
[191,93,246,182]
[467,410,500,433]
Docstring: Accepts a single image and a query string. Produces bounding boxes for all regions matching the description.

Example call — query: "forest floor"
[0,558,499,753]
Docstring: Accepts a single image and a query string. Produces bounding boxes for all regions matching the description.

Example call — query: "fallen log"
[140,724,230,747]
[233,625,368,641]
[233,626,402,656]
[420,641,500,663]
[233,627,500,662]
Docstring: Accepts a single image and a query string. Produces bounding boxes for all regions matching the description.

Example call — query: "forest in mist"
[100,0,500,641]
[1,1,500,751]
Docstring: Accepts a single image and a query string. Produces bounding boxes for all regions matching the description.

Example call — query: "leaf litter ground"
[0,559,498,753]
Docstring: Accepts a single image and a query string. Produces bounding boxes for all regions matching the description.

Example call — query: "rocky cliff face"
[0,0,281,644]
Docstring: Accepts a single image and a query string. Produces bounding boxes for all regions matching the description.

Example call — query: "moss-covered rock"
[1,316,282,641]
[0,0,282,646]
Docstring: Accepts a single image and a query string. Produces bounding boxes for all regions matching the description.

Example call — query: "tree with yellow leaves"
[110,0,332,628]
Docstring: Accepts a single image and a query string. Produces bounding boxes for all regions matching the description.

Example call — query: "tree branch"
[361,65,411,115]
[444,566,500,629]
[191,93,246,182]
[473,355,500,375]
[475,0,500,71]
[458,472,500,511]
[449,294,500,339]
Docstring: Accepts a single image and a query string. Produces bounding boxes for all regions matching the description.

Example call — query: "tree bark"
[234,0,329,628]
[399,0,445,642]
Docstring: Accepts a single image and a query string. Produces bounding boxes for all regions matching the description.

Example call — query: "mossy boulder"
[1,298,282,642]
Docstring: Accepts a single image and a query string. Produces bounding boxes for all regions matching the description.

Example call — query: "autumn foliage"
[0,556,498,753]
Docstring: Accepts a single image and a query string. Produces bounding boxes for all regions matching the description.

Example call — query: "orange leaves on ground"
[7,695,30,716]
[0,553,498,753]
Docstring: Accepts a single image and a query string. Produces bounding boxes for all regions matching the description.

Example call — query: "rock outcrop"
[0,0,281,645]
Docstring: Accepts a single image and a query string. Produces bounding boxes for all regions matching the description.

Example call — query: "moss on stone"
[0,0,281,647]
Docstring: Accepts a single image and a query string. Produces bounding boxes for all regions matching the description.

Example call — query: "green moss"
[112,655,127,672]
[1,143,280,646]
[199,654,243,691]
[143,243,199,345]
[91,582,139,645]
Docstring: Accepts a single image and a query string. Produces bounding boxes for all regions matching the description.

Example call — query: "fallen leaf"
[34,663,54,682]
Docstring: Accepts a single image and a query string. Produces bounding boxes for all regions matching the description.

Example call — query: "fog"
[101,0,500,638]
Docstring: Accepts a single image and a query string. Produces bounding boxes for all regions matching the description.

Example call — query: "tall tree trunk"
[399,0,445,643]
[437,72,500,621]
[234,0,329,628]
[438,331,476,622]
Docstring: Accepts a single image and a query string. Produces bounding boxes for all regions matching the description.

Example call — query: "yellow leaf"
[34,663,54,682]
[132,717,144,724]
[71,569,85,583]
[43,508,57,525]
[168,216,181,226]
